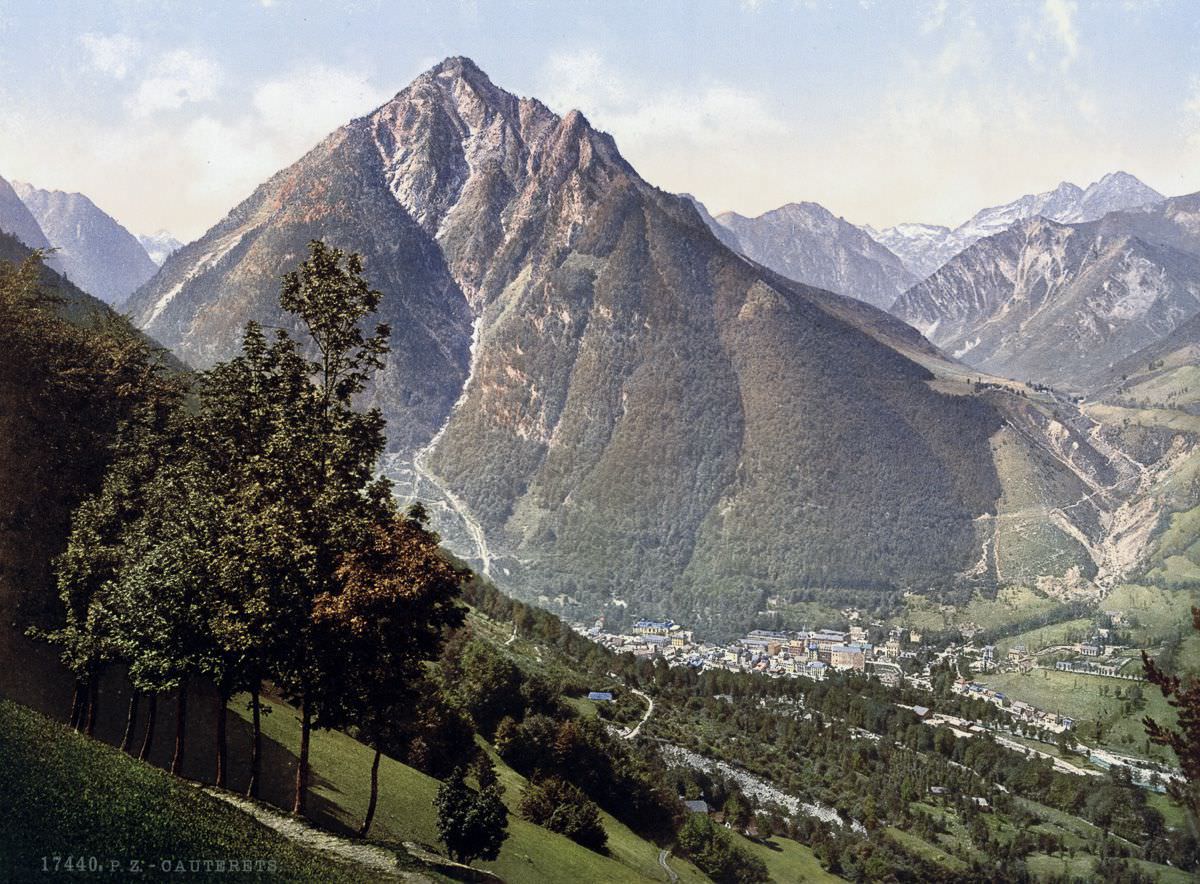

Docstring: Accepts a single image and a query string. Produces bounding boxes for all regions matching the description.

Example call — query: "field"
[0,699,375,882]
[898,586,1081,640]
[883,826,969,873]
[981,668,1177,761]
[992,618,1094,657]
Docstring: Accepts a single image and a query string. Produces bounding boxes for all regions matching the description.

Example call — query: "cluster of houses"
[577,618,918,684]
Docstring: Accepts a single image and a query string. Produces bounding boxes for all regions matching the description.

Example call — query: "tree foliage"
[434,767,508,864]
[1143,605,1200,825]
[519,776,607,851]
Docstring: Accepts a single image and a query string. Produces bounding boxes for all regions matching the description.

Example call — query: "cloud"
[78,32,141,79]
[0,62,391,241]
[1041,0,1080,69]
[538,50,784,152]
[252,64,391,135]
[127,49,223,117]
[920,0,949,34]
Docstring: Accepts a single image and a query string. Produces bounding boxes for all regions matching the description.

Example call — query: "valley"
[2,7,1200,880]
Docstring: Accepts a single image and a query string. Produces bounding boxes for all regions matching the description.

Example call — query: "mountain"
[0,174,51,252]
[867,222,957,279]
[702,201,918,309]
[13,183,158,305]
[875,172,1165,280]
[126,58,1156,635]
[137,230,184,266]
[677,193,741,251]
[892,215,1200,391]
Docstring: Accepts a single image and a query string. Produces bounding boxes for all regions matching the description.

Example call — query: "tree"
[254,240,392,816]
[34,301,185,738]
[1143,606,1200,825]
[452,640,524,737]
[435,767,509,864]
[314,504,467,835]
[519,777,608,851]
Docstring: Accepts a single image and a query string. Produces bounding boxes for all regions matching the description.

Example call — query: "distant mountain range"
[892,214,1200,391]
[120,57,1161,635]
[137,230,184,266]
[872,171,1164,279]
[698,201,917,310]
[12,182,159,305]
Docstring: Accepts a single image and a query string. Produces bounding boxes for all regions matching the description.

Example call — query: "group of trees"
[676,814,768,884]
[34,241,469,836]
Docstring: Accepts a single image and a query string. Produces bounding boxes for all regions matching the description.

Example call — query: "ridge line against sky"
[1,0,1197,241]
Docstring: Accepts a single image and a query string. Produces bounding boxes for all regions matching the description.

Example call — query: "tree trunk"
[170,678,188,776]
[84,676,99,737]
[247,687,262,799]
[292,700,311,816]
[69,679,85,731]
[359,746,382,838]
[120,691,140,753]
[138,693,157,761]
[214,687,229,788]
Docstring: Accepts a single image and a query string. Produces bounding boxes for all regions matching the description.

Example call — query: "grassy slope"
[728,831,843,883]
[242,694,700,884]
[0,699,371,883]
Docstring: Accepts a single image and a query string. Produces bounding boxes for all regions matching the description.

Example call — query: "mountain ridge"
[874,171,1165,279]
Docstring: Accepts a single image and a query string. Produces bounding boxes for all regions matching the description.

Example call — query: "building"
[1079,643,1101,657]
[830,643,867,671]
[633,619,676,636]
[587,692,614,702]
[683,800,710,814]
[805,661,828,680]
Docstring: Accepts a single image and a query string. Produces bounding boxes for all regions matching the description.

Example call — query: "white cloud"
[538,50,784,153]
[78,32,141,80]
[0,62,391,241]
[252,64,391,135]
[1041,0,1080,70]
[127,49,223,117]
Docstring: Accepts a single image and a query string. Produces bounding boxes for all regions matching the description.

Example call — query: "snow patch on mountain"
[873,172,1165,281]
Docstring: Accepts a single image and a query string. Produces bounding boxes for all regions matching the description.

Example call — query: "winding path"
[657,848,679,883]
[625,689,653,740]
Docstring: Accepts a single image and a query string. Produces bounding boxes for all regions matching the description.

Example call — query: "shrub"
[519,777,607,851]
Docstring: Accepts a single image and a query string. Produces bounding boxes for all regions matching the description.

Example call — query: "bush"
[434,767,508,864]
[519,777,608,851]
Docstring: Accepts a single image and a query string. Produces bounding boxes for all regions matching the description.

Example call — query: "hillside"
[0,173,50,252]
[14,183,159,305]
[0,232,181,630]
[0,699,375,882]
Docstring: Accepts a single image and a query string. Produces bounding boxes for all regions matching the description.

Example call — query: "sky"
[1,0,1198,242]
